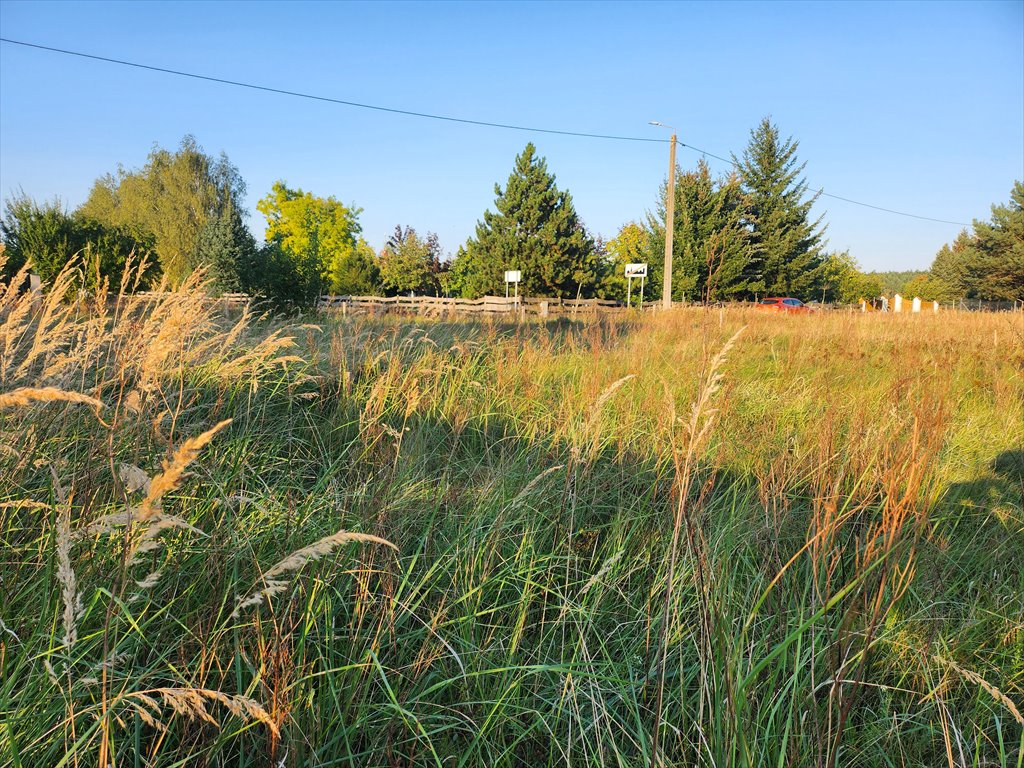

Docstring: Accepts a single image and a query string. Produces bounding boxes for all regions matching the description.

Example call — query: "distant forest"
[867,271,929,295]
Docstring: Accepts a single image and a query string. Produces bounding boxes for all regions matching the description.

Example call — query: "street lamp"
[650,121,677,310]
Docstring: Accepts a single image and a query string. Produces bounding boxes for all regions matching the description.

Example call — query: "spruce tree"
[646,160,759,302]
[735,118,825,298]
[454,144,597,298]
[194,203,257,295]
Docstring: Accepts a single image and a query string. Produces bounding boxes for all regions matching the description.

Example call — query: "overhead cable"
[0,36,971,226]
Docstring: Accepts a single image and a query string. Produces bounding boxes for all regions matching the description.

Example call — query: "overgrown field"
[2,263,1022,767]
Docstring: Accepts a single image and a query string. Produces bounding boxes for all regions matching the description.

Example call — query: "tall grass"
[1,256,1022,767]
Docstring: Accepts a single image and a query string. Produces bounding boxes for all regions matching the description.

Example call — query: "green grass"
[1,277,1022,766]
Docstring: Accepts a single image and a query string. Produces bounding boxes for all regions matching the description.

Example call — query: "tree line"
[3,122,1018,309]
[903,181,1023,302]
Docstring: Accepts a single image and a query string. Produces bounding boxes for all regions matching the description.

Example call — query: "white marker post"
[625,263,648,309]
[504,270,522,310]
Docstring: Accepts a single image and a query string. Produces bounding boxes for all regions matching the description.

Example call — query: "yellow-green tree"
[256,181,364,296]
[598,222,648,302]
[818,251,883,304]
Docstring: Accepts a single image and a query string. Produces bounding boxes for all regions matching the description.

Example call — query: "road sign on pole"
[625,264,648,309]
[504,270,522,304]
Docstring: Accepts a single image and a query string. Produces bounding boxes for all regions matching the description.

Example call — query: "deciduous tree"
[1,193,155,290]
[598,222,648,302]
[78,136,244,285]
[378,226,443,296]
[257,181,363,304]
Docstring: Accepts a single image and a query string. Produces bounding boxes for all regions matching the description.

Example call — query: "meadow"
[1,260,1022,767]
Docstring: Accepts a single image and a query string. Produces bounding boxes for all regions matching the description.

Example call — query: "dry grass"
[1,255,1021,766]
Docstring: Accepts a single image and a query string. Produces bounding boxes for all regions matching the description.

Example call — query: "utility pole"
[650,122,678,310]
[662,133,677,310]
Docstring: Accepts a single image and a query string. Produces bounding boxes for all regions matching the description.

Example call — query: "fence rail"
[122,291,1024,317]
[318,294,632,316]
[132,291,252,309]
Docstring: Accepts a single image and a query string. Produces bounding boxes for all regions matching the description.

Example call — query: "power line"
[0,36,970,227]
[680,142,970,227]
[0,37,665,144]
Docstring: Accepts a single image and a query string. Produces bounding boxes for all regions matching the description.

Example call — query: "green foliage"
[971,180,1024,300]
[902,272,953,302]
[647,161,759,302]
[595,231,631,303]
[818,251,883,303]
[454,143,598,298]
[327,237,380,296]
[735,118,825,299]
[78,136,245,286]
[377,226,443,296]
[256,181,363,304]
[1,193,155,290]
[867,270,929,296]
[929,181,1024,301]
[929,231,976,300]
[194,204,258,295]
[1,195,77,281]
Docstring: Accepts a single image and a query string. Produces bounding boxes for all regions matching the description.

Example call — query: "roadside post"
[504,270,522,314]
[625,263,647,309]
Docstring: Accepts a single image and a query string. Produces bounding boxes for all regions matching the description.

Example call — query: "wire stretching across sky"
[0,36,970,227]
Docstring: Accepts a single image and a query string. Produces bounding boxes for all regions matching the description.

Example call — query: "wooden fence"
[126,292,1024,317]
[131,292,632,316]
[318,294,634,317]
[132,292,252,310]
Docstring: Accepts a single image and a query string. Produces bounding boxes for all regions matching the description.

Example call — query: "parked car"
[756,297,815,314]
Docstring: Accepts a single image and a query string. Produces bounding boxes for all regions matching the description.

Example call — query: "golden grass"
[232,529,398,618]
[0,386,103,410]
[2,254,1021,765]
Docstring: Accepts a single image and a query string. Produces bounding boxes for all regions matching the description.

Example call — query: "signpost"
[624,263,647,309]
[504,270,522,307]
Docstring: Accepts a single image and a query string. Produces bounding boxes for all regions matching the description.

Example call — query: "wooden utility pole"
[662,133,677,310]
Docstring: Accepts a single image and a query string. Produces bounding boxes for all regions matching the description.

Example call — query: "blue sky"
[1,0,1021,271]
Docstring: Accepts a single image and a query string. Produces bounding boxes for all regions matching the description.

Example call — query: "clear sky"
[1,0,1021,271]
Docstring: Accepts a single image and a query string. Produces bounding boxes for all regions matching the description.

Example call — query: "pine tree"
[735,118,825,298]
[453,144,597,298]
[929,230,975,299]
[928,181,1024,301]
[970,180,1023,300]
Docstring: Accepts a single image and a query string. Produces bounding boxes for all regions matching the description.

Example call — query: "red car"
[756,297,814,314]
